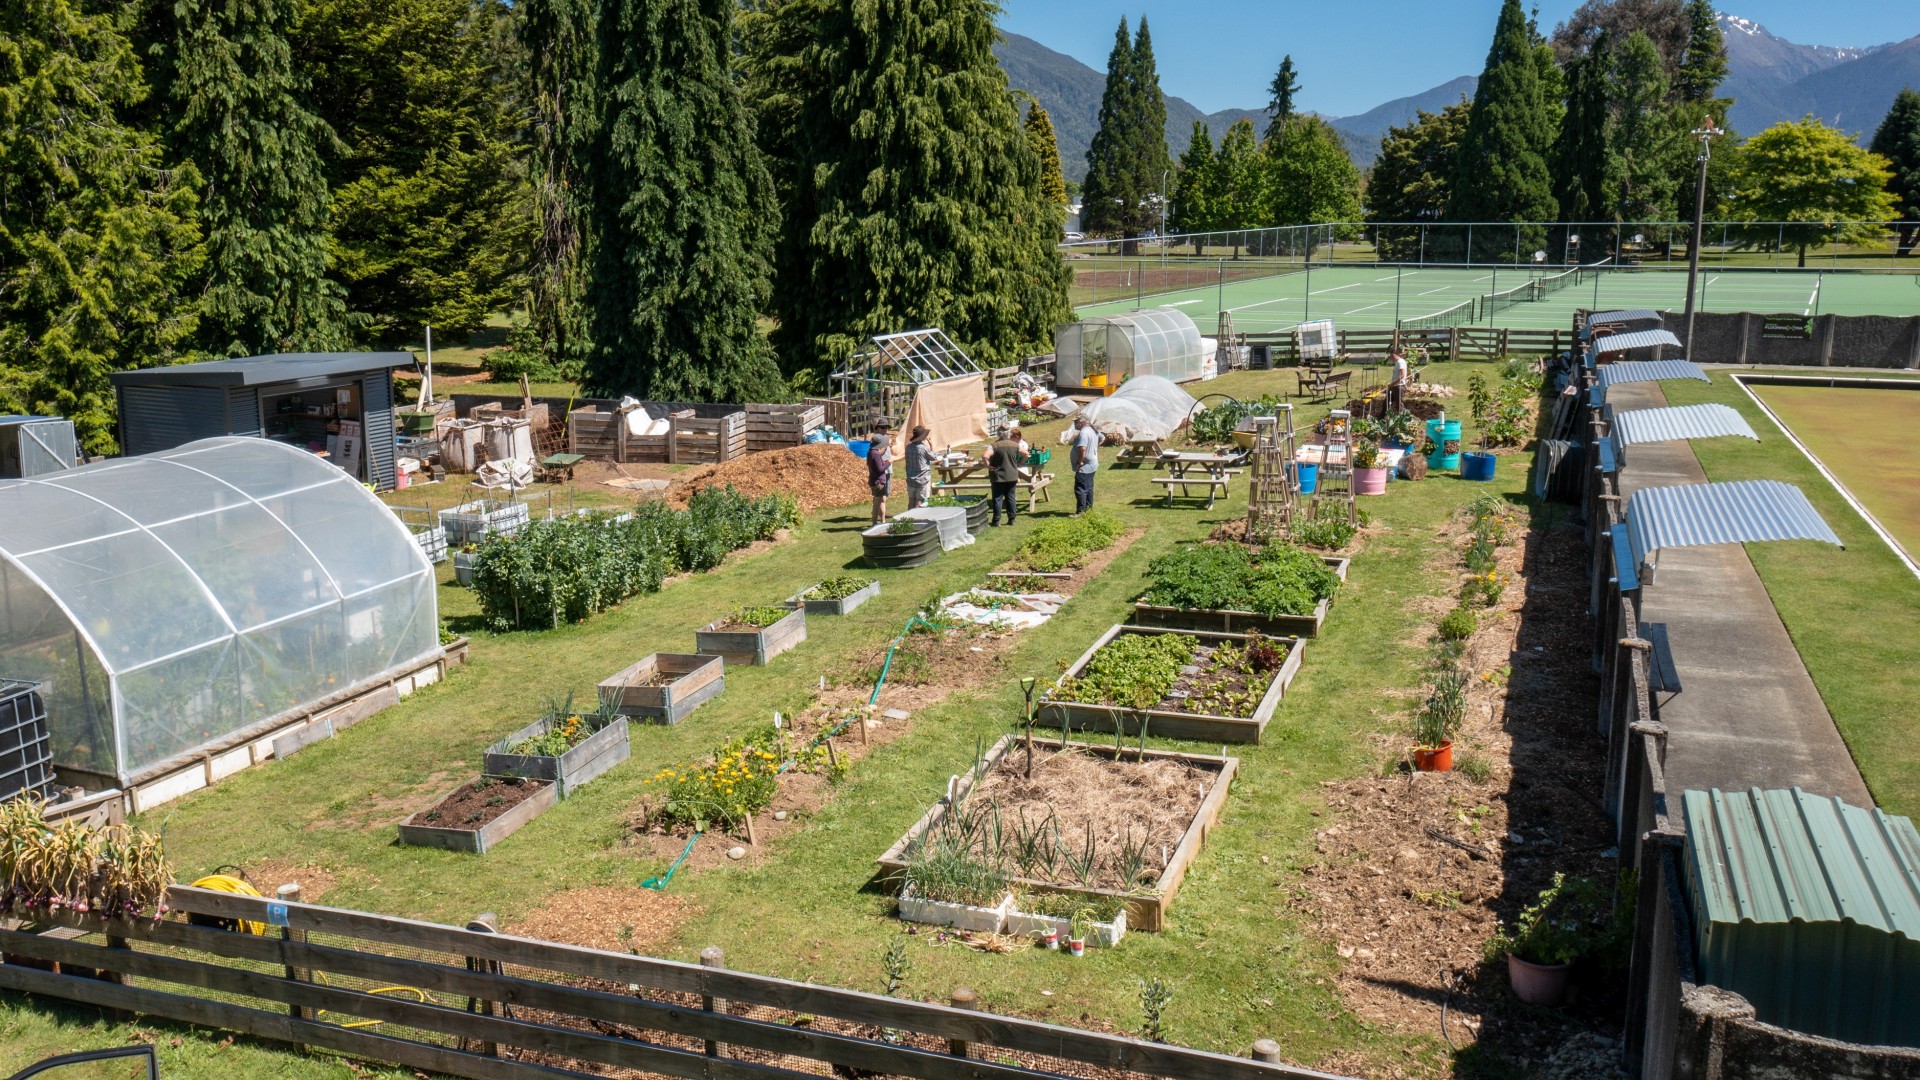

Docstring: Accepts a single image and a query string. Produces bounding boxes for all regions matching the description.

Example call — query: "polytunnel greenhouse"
[0,438,439,786]
[1054,308,1206,387]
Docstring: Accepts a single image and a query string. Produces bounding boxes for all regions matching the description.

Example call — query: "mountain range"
[996,13,1920,182]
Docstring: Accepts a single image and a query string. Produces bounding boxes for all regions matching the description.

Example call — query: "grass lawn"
[0,363,1530,1077]
[1661,373,1920,817]
[1743,383,1920,563]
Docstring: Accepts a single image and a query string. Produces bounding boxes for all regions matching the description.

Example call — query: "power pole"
[1683,117,1725,356]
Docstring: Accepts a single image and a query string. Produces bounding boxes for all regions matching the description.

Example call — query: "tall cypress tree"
[1611,31,1682,228]
[0,0,202,452]
[521,0,599,375]
[1869,88,1920,256]
[165,0,349,356]
[1448,0,1559,261]
[1552,33,1617,254]
[585,0,784,402]
[1168,121,1219,250]
[1131,17,1171,228]
[1025,102,1069,210]
[747,0,1070,376]
[1674,0,1727,105]
[1079,19,1137,238]
[1265,55,1300,143]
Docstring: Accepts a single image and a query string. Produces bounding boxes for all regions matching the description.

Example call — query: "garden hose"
[313,972,428,1029]
[642,831,703,890]
[869,614,946,706]
[188,873,267,935]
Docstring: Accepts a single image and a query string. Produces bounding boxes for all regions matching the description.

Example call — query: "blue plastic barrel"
[1296,462,1319,494]
[1426,419,1462,472]
[1461,452,1498,482]
[848,439,871,459]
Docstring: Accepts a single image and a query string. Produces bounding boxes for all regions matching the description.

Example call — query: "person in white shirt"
[1070,415,1101,514]
[1388,348,1410,413]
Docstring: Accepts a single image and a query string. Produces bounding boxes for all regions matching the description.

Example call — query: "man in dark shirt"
[867,422,893,525]
[985,423,1024,527]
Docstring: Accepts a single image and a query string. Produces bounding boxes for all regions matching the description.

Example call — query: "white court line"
[1374,272,1401,281]
[1344,301,1389,314]
[1418,285,1455,296]
[1312,281,1365,295]
[1170,299,1204,306]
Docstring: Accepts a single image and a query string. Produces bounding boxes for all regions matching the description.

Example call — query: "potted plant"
[1487,873,1618,1007]
[452,543,480,586]
[1082,340,1110,390]
[1410,668,1464,772]
[1380,409,1419,450]
[1350,438,1389,496]
[1067,907,1093,957]
[1006,890,1128,949]
[897,838,1012,934]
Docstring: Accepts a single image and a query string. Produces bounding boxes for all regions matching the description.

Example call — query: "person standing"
[1070,414,1100,514]
[867,422,893,525]
[904,426,934,510]
[1387,347,1409,413]
[985,423,1024,526]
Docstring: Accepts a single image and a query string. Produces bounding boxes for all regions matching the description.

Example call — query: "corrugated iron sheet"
[1685,787,1920,1047]
[1592,329,1683,354]
[1623,480,1841,568]
[1612,403,1759,449]
[1595,359,1711,391]
[1588,308,1664,326]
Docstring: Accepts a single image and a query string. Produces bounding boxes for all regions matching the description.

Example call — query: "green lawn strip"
[28,363,1502,1074]
[1661,374,1920,816]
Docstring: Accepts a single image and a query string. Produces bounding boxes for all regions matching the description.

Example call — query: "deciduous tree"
[1265,117,1363,234]
[1169,122,1220,250]
[1723,118,1898,267]
[1368,100,1472,260]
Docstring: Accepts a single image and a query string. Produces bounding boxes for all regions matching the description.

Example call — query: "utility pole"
[1683,117,1725,357]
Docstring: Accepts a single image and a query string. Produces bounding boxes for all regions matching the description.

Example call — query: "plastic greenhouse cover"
[1069,376,1200,442]
[0,437,438,780]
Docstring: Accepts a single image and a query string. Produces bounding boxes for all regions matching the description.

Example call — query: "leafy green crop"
[1054,632,1197,710]
[735,606,792,628]
[1290,517,1357,550]
[1014,510,1124,572]
[1139,542,1340,618]
[472,486,800,631]
[804,576,875,601]
[1189,394,1286,444]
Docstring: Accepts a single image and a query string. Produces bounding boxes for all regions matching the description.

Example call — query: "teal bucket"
[1296,462,1319,494]
[1426,419,1462,472]
[848,439,872,459]
[1461,452,1498,482]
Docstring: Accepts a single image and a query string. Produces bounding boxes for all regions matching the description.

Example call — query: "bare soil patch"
[404,776,548,830]
[230,859,339,903]
[667,442,870,513]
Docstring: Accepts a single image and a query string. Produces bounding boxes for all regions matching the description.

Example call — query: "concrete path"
[1609,381,1872,818]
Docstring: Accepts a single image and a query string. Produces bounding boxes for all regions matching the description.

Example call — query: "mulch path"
[508,886,691,957]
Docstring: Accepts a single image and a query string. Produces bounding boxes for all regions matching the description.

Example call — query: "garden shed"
[110,352,413,491]
[1684,787,1920,1047]
[0,438,440,793]
[832,329,989,452]
[1054,308,1205,388]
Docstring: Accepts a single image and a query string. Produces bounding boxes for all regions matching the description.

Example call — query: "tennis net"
[1480,281,1539,314]
[1397,298,1478,330]
[1537,265,1580,295]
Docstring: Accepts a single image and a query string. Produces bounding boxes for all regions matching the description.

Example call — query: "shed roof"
[1589,309,1664,326]
[110,352,415,388]
[1623,479,1841,572]
[1611,404,1759,452]
[1592,329,1683,354]
[1589,360,1712,404]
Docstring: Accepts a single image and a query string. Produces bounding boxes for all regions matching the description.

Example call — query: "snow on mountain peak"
[1719,13,1763,37]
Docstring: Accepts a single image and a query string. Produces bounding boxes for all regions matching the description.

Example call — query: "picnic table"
[1113,438,1165,468]
[933,459,1054,513]
[1150,451,1243,509]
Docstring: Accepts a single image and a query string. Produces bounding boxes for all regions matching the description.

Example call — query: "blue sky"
[996,2,1920,117]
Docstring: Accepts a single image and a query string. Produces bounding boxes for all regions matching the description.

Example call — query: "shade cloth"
[892,374,990,457]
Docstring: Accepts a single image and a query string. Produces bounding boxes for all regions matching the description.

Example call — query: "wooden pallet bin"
[695,608,807,666]
[875,736,1238,932]
[1037,625,1304,743]
[568,404,641,461]
[745,403,826,452]
[670,410,746,464]
[482,718,631,798]
[598,653,725,725]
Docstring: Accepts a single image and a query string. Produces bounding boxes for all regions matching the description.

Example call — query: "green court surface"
[1074,261,1920,333]
[1747,382,1920,567]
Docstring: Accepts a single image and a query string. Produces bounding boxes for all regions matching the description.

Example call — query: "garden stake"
[641,831,703,890]
[745,814,757,848]
[826,739,839,770]
[1020,677,1038,779]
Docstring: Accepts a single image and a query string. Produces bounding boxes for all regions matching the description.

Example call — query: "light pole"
[1683,117,1724,357]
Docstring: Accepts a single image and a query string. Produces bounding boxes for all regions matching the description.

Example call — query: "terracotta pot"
[1411,741,1453,772]
[1353,466,1389,496]
[1507,952,1572,1006]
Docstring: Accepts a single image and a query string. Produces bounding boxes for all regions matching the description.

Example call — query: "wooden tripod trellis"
[1246,407,1297,537]
[1310,408,1358,527]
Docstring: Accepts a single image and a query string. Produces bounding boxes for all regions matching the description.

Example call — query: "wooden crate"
[695,608,806,666]
[670,410,746,464]
[745,403,826,452]
[568,406,630,460]
[482,718,630,798]
[875,736,1237,932]
[623,409,687,463]
[598,653,725,725]
[807,396,850,438]
[1036,625,1304,744]
[395,777,556,854]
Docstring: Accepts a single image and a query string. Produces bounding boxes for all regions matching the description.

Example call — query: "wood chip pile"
[667,441,872,513]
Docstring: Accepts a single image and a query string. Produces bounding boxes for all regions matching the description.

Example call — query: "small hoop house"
[833,329,988,448]
[1054,308,1205,386]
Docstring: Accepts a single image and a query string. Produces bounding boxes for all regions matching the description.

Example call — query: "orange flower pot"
[1411,741,1453,772]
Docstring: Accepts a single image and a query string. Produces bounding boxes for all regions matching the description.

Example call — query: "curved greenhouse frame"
[1054,308,1205,387]
[0,438,438,784]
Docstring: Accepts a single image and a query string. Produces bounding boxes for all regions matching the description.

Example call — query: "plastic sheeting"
[894,507,974,551]
[0,437,439,782]
[1069,376,1201,443]
[1054,309,1206,385]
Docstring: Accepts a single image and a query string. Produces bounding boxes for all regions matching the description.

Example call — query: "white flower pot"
[897,889,1011,934]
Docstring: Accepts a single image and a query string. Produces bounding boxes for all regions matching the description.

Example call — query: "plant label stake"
[745,813,758,848]
[773,712,782,729]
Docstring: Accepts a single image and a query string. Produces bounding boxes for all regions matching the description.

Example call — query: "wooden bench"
[1150,474,1235,509]
[1295,362,1352,403]
[1113,438,1164,467]
[1643,621,1682,696]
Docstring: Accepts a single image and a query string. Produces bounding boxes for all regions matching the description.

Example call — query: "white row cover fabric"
[1623,480,1842,573]
[0,437,438,781]
[1611,404,1760,459]
[1072,375,1201,443]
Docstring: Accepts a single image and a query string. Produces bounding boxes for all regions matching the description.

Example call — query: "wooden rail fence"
[0,885,1347,1080]
[1238,327,1573,367]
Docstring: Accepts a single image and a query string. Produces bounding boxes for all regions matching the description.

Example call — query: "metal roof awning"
[1611,404,1759,459]
[1589,359,1712,405]
[1592,329,1683,355]
[111,352,415,387]
[1589,309,1664,327]
[1620,480,1842,580]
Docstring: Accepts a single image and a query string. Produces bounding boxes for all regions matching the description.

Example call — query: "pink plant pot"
[1353,467,1389,496]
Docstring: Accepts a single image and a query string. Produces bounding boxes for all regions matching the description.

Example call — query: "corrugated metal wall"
[225,387,262,436]
[118,385,229,455]
[361,373,396,491]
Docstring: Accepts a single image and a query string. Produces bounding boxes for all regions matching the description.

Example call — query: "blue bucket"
[1295,462,1319,494]
[1426,419,1462,472]
[848,439,871,459]
[1461,452,1498,482]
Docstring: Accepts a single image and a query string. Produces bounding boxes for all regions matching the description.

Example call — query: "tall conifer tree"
[0,0,202,451]
[1869,88,1920,256]
[1552,34,1617,253]
[1080,18,1138,238]
[585,0,783,401]
[747,0,1070,376]
[166,0,348,356]
[1169,122,1219,250]
[1674,0,1727,104]
[1448,0,1559,260]
[521,0,599,374]
[1131,16,1171,224]
[1026,102,1069,210]
[1611,31,1682,227]
[1265,55,1300,142]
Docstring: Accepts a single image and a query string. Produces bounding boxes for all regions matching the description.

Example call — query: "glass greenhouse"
[0,438,439,785]
[1054,308,1205,387]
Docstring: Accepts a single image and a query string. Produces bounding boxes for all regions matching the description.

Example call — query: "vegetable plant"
[804,576,876,601]
[1290,517,1357,551]
[1054,633,1197,710]
[903,833,1009,908]
[1013,510,1124,572]
[1140,542,1340,618]
[731,606,793,629]
[1438,606,1478,641]
[1485,872,1623,967]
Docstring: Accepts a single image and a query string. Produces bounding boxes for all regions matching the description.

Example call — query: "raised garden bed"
[1037,625,1302,743]
[452,549,477,586]
[396,776,555,854]
[440,500,529,546]
[482,714,631,797]
[695,606,806,666]
[862,520,941,569]
[931,495,990,534]
[785,576,880,616]
[598,653,724,725]
[1132,555,1350,639]
[877,736,1237,932]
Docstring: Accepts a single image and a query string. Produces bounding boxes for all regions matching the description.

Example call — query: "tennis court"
[1073,261,1920,333]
